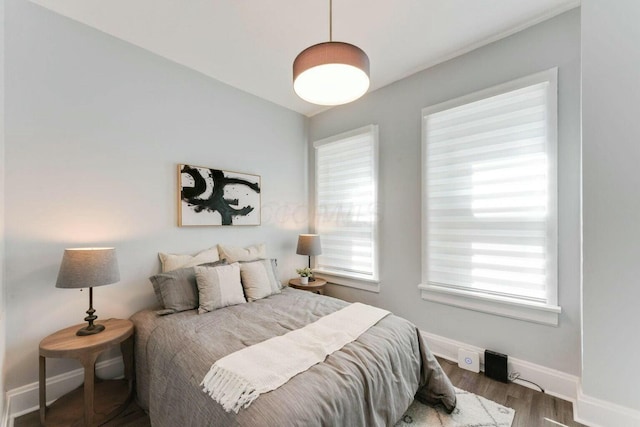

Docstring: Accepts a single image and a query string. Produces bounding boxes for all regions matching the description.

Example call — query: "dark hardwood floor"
[16,356,582,426]
[437,357,584,427]
[14,398,150,427]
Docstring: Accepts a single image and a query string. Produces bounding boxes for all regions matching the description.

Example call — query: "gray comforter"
[131,288,456,426]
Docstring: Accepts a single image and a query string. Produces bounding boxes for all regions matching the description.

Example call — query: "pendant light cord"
[329,0,333,41]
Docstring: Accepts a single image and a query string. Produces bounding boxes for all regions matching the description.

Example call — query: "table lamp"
[56,247,120,336]
[296,234,322,281]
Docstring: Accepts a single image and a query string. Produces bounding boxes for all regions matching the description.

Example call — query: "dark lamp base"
[76,324,105,336]
[77,286,105,336]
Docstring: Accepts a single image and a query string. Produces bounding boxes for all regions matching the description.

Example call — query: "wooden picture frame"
[178,164,261,226]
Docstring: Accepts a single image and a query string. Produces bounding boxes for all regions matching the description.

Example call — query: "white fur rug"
[396,388,515,427]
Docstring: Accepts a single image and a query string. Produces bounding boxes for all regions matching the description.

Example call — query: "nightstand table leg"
[82,354,98,427]
[121,335,135,396]
[39,356,46,426]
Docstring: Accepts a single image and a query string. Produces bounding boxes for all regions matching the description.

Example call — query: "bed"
[132,287,456,426]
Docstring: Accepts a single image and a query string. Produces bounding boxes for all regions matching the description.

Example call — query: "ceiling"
[29,0,579,117]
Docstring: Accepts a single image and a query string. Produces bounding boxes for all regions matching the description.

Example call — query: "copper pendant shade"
[293,1,370,106]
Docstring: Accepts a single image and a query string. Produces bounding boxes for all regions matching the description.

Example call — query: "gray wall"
[310,10,582,375]
[4,0,307,390]
[582,0,640,411]
[1,0,6,417]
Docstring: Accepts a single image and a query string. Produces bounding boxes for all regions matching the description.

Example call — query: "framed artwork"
[178,164,261,226]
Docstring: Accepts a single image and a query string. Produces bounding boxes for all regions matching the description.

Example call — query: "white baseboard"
[420,330,579,403]
[4,356,123,427]
[574,385,640,427]
[421,330,640,427]
[1,397,9,427]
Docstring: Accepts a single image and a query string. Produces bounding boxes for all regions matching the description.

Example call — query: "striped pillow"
[195,263,246,313]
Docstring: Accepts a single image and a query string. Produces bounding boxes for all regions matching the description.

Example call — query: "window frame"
[312,124,380,293]
[419,68,561,326]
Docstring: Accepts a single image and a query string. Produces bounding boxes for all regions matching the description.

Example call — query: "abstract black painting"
[178,164,261,226]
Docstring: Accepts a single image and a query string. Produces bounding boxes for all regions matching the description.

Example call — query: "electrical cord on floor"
[437,357,545,394]
[508,371,545,393]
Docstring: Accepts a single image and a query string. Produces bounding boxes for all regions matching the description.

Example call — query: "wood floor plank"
[440,356,584,427]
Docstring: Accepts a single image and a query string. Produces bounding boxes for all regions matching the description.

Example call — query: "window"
[313,125,379,291]
[419,69,561,325]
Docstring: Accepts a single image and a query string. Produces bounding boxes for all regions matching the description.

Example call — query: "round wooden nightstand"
[39,318,134,427]
[288,278,327,295]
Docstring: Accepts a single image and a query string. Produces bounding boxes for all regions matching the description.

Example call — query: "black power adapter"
[484,350,509,383]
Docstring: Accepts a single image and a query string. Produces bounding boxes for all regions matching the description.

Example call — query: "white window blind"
[314,125,379,285]
[420,69,559,322]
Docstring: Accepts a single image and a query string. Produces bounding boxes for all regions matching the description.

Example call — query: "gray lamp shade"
[296,234,322,256]
[56,248,120,289]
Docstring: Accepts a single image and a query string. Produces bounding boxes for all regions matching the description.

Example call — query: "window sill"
[418,283,561,326]
[314,270,380,293]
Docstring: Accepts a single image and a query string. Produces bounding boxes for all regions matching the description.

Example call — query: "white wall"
[4,0,308,391]
[310,10,582,375]
[582,0,640,413]
[0,0,6,419]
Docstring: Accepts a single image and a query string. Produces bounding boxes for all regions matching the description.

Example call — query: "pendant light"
[293,0,370,106]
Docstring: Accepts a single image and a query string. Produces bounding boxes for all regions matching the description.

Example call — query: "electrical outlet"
[457,348,480,373]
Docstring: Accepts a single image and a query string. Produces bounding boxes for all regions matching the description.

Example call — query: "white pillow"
[239,259,281,302]
[195,263,246,313]
[217,243,266,263]
[159,247,220,272]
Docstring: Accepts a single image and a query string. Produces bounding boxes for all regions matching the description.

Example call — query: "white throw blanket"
[201,302,390,413]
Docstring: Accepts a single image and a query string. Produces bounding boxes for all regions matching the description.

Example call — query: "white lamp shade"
[296,234,322,256]
[293,42,370,106]
[56,247,120,289]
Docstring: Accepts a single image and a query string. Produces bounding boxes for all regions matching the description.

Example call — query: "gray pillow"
[239,258,282,302]
[149,260,226,315]
[195,263,246,314]
[270,259,284,289]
